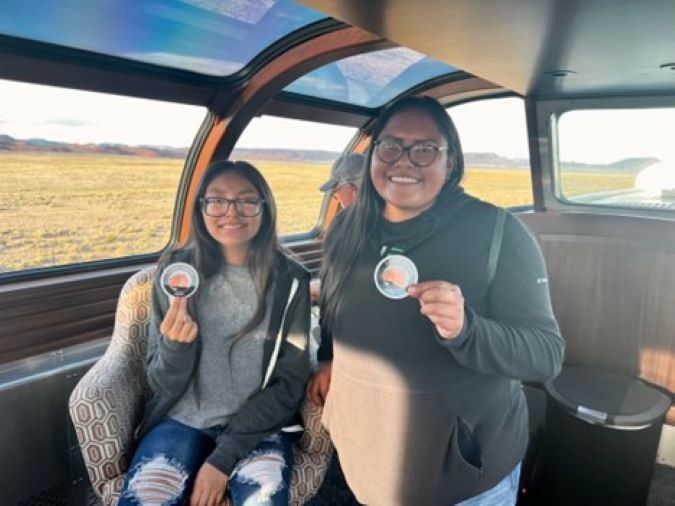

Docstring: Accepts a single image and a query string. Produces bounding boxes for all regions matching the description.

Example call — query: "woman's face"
[202,171,263,263]
[371,108,451,222]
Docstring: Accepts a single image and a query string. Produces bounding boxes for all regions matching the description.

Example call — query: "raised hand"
[407,280,465,340]
[160,296,199,343]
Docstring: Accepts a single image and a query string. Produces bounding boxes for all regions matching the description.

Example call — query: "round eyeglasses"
[200,197,265,217]
[374,138,449,167]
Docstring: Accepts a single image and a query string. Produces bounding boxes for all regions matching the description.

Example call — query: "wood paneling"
[520,212,675,421]
[0,240,324,365]
[0,265,147,364]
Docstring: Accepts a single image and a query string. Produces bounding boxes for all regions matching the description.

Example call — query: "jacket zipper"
[262,276,299,388]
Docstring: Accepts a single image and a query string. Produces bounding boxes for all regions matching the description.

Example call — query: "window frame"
[536,95,675,219]
[444,92,536,211]
[0,105,214,284]
[226,112,364,242]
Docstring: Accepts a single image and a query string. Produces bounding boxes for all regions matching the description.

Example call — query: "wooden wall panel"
[0,239,323,365]
[0,265,148,364]
[520,212,675,421]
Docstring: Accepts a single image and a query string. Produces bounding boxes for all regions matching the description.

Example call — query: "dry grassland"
[0,153,634,272]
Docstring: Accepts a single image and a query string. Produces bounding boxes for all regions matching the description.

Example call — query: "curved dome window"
[1,0,325,76]
[284,47,458,108]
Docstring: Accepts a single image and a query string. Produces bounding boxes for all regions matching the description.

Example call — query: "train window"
[2,0,325,76]
[448,97,533,208]
[0,79,205,275]
[232,115,357,236]
[284,47,457,108]
[557,108,675,211]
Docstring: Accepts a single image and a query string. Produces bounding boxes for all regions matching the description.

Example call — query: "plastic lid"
[160,262,199,298]
[373,254,419,299]
[545,366,671,427]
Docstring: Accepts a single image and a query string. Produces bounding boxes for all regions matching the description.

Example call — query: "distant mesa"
[608,157,661,172]
[0,134,188,158]
[231,148,340,164]
[463,152,530,168]
[0,134,656,172]
[560,157,660,173]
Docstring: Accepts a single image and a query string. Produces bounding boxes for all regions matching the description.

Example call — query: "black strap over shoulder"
[487,207,506,288]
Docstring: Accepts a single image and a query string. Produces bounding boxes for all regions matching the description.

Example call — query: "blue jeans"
[119,418,296,506]
[455,463,521,506]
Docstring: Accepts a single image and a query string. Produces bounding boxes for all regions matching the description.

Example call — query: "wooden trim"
[0,264,148,364]
[178,26,384,243]
[520,212,675,412]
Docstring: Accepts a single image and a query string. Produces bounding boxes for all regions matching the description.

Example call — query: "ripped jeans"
[119,418,296,506]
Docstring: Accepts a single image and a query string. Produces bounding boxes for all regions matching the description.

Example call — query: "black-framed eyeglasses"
[200,197,265,217]
[374,138,449,167]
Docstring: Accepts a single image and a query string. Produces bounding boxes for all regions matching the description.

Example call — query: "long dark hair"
[320,96,464,333]
[162,160,279,340]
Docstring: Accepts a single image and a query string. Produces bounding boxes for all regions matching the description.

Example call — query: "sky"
[558,109,675,165]
[2,79,675,165]
[0,80,206,147]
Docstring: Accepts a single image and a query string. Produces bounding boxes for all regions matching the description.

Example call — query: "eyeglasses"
[374,138,449,167]
[200,197,265,217]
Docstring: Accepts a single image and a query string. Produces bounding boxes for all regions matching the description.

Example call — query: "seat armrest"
[290,398,333,505]
[69,353,146,501]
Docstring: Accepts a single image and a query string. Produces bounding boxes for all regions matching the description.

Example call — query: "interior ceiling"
[299,0,675,98]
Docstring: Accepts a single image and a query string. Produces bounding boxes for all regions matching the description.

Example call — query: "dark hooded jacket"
[318,187,564,505]
[136,249,311,476]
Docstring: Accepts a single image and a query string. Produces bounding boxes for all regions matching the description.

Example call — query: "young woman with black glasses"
[310,96,564,505]
[120,160,311,506]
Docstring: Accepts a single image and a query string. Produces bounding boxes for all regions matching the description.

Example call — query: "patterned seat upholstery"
[69,266,333,505]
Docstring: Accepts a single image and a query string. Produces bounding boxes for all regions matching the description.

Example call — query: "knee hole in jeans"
[125,454,189,504]
[232,449,287,501]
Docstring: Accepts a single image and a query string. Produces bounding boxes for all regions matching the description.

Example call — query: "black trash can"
[542,366,671,506]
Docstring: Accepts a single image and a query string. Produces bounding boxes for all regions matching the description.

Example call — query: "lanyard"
[379,244,406,257]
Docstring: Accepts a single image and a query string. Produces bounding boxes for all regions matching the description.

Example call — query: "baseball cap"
[319,153,366,192]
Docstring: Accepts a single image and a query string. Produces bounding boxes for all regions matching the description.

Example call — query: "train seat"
[68,266,332,505]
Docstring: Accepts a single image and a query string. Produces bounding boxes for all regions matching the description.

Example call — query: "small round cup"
[373,254,419,299]
[160,262,199,298]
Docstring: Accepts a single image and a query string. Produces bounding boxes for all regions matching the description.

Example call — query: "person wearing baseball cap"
[319,153,366,209]
[310,153,366,304]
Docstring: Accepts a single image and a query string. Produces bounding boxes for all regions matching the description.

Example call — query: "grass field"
[0,152,636,273]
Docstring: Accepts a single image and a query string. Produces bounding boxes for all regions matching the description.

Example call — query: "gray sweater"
[167,264,270,428]
[136,250,311,476]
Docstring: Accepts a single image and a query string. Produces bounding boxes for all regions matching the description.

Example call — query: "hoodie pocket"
[447,417,484,479]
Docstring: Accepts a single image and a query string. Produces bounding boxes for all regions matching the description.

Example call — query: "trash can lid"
[544,366,671,427]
